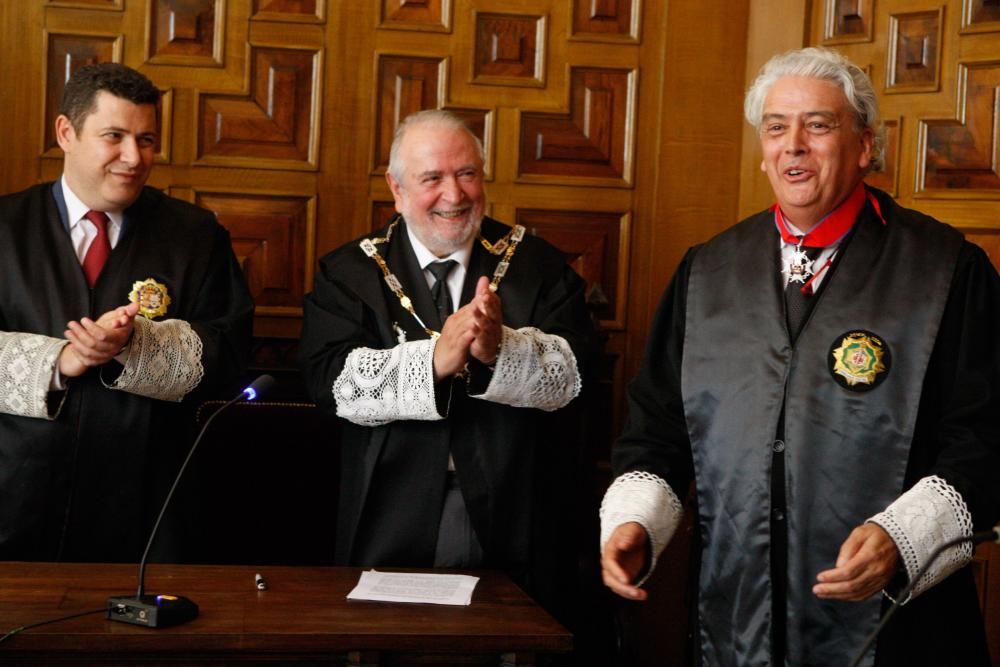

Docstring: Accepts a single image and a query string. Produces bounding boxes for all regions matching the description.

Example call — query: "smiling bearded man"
[300,109,598,631]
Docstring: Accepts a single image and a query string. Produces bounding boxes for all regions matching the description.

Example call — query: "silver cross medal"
[785,243,814,284]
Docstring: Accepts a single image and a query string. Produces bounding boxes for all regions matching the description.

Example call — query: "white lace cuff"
[108,317,204,402]
[600,471,683,585]
[474,326,581,411]
[0,331,68,419]
[333,338,443,426]
[868,475,974,601]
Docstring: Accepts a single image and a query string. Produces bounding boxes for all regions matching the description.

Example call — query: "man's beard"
[409,210,483,257]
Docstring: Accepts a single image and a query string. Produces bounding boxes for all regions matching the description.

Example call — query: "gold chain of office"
[359,217,525,338]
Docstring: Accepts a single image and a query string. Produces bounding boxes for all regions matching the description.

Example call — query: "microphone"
[846,527,1000,667]
[106,375,276,628]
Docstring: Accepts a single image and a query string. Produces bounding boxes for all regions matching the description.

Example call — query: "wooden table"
[0,562,572,665]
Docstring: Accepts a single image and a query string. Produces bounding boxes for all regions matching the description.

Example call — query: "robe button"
[772,439,785,453]
[772,509,785,521]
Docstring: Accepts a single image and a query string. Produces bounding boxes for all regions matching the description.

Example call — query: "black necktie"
[427,260,457,325]
[785,246,821,341]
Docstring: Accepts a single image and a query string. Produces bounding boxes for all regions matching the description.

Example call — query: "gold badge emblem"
[829,330,890,392]
[128,278,171,319]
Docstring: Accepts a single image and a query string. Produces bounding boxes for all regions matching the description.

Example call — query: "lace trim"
[474,326,580,411]
[109,317,204,402]
[0,332,67,419]
[600,470,683,585]
[333,339,442,426]
[867,475,974,601]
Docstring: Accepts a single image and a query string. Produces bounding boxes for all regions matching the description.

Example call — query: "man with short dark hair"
[300,110,596,617]
[0,62,253,562]
[600,47,1000,666]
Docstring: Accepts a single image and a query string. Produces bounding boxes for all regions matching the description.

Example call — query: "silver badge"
[784,248,814,284]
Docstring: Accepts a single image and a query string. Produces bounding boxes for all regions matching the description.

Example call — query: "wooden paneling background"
[2,1,997,665]
[0,0,751,456]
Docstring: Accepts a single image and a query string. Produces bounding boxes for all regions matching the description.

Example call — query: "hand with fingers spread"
[601,522,651,601]
[59,302,140,377]
[813,523,900,601]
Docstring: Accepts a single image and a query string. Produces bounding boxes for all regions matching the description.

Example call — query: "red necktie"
[82,210,111,287]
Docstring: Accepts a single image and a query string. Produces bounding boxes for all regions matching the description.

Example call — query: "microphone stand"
[846,527,1000,667]
[106,375,275,628]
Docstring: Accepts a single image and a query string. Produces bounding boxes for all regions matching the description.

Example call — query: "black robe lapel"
[387,221,442,334]
[461,235,501,307]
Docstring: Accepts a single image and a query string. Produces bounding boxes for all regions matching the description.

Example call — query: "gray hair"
[744,47,884,173]
[387,109,485,182]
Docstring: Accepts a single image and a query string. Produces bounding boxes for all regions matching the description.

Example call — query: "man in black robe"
[300,110,596,620]
[600,48,1000,665]
[0,63,253,562]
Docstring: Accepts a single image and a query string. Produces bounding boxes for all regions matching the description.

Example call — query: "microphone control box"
[106,594,199,628]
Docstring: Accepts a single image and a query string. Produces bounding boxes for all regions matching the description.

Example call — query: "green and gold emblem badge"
[128,278,171,319]
[829,330,890,392]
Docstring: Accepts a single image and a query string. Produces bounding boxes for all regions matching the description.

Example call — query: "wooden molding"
[251,0,325,24]
[885,8,943,94]
[569,0,640,43]
[916,61,1000,196]
[146,0,225,67]
[823,0,874,44]
[196,46,322,170]
[195,189,316,317]
[518,67,636,186]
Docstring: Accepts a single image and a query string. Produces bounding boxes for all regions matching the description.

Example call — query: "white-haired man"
[300,110,597,621]
[600,47,1000,666]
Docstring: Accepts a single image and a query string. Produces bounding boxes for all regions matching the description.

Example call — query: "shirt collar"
[60,174,124,231]
[773,180,866,248]
[407,225,473,271]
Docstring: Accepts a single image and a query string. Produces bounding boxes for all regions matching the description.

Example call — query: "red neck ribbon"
[772,182,880,248]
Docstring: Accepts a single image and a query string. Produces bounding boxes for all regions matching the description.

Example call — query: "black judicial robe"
[299,217,596,610]
[613,187,1000,666]
[0,183,253,562]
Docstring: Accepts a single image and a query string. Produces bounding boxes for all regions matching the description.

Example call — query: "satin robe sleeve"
[906,241,1000,529]
[610,247,699,499]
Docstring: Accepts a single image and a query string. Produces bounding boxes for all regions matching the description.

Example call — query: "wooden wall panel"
[963,0,1000,29]
[885,8,943,92]
[42,32,122,155]
[918,61,1000,195]
[825,0,875,42]
[147,0,223,66]
[570,0,638,41]
[472,12,544,86]
[379,0,451,31]
[197,46,321,169]
[516,209,629,329]
[195,191,314,317]
[46,0,123,9]
[252,0,324,23]
[373,55,447,172]
[518,68,635,184]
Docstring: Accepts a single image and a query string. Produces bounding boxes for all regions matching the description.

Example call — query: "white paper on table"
[346,570,479,606]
